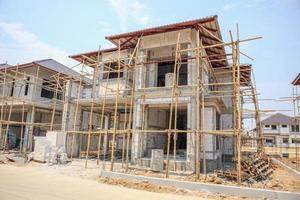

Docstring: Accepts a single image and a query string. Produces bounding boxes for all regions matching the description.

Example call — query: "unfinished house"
[0,59,83,152]
[67,15,262,182]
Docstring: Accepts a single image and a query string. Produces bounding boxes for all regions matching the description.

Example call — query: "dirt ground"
[278,157,300,171]
[0,155,299,200]
[0,160,255,200]
[124,165,300,192]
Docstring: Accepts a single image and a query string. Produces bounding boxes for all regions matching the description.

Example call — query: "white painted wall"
[263,124,290,135]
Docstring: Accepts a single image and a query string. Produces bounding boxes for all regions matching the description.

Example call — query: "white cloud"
[0,20,75,67]
[223,3,236,12]
[108,0,152,32]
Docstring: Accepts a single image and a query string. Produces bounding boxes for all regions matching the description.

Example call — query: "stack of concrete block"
[33,136,51,162]
[33,133,68,164]
[150,149,164,172]
[47,146,58,164]
[46,131,66,147]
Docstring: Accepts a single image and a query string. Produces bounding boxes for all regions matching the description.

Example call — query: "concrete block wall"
[140,29,191,49]
[221,114,234,156]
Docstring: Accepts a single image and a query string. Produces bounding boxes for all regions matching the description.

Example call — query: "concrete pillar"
[135,51,146,89]
[61,80,72,131]
[187,43,197,86]
[131,100,143,162]
[186,43,197,171]
[187,97,197,171]
[131,50,146,163]
[141,106,149,156]
[23,106,35,151]
[102,114,110,170]
[147,63,157,87]
[99,63,104,81]
[103,114,110,150]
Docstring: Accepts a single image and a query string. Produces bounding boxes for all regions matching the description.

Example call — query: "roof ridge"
[33,58,53,63]
[105,15,218,40]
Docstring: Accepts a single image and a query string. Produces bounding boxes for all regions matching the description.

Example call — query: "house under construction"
[0,15,264,183]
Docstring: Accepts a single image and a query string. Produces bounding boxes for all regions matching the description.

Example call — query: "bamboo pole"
[110,39,122,171]
[85,102,94,168]
[18,71,27,153]
[50,73,61,131]
[29,66,39,152]
[70,62,84,160]
[140,95,146,159]
[125,60,137,171]
[97,61,112,165]
[0,65,8,149]
[166,32,181,178]
[195,30,201,179]
[121,62,131,167]
[173,58,180,171]
[125,37,142,171]
[3,64,19,151]
[85,48,100,168]
[19,102,25,153]
[234,24,242,184]
[200,39,207,179]
[121,98,128,167]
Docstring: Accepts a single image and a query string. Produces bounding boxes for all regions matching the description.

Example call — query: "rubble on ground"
[215,153,276,183]
[0,153,26,164]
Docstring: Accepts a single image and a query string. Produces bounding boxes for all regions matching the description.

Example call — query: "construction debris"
[241,153,275,181]
[0,154,7,164]
[215,153,275,183]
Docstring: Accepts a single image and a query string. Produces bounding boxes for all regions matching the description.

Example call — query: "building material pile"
[241,153,275,181]
[215,153,276,183]
[30,134,68,164]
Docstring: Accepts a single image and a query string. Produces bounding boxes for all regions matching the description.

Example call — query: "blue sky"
[0,0,299,124]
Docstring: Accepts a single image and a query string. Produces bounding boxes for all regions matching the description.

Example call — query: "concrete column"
[99,63,104,81]
[65,103,82,157]
[141,106,149,156]
[187,97,197,171]
[187,44,197,86]
[61,80,72,132]
[23,106,35,151]
[186,43,197,172]
[131,50,146,163]
[104,114,110,136]
[147,63,157,87]
[102,114,110,169]
[131,100,143,162]
[135,51,146,90]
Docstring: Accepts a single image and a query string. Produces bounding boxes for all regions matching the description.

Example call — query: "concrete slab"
[100,170,300,200]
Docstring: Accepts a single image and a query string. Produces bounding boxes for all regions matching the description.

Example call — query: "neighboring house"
[262,113,300,147]
[0,59,83,151]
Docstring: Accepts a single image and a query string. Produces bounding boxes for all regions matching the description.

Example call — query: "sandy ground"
[1,156,299,200]
[0,161,252,200]
[278,157,300,171]
[0,164,211,200]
